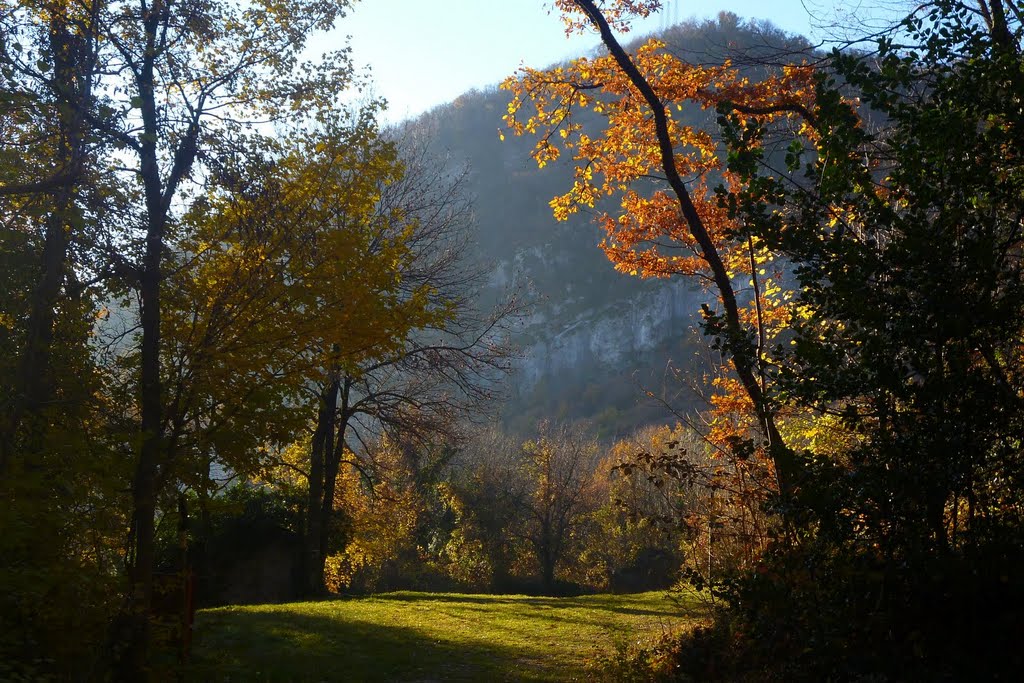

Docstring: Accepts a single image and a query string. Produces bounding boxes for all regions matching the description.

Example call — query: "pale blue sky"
[331,1,845,123]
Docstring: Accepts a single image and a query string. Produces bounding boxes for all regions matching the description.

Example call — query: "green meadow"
[188,590,703,682]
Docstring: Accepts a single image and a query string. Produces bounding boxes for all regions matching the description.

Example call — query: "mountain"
[401,14,811,439]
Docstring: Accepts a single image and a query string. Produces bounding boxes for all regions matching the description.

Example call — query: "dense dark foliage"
[670,2,1024,679]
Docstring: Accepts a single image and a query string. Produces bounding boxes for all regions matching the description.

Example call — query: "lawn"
[187,590,704,682]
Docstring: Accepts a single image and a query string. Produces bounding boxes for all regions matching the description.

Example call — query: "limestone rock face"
[406,75,715,427]
[507,272,703,392]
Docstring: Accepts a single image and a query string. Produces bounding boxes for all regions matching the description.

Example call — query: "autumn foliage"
[507,1,1024,679]
[504,46,814,283]
[501,5,819,534]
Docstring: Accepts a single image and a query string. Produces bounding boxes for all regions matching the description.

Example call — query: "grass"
[187,590,704,682]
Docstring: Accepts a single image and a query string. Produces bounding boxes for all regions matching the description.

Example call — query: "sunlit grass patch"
[188,590,703,681]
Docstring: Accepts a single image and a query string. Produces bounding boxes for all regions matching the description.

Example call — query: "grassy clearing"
[188,590,704,682]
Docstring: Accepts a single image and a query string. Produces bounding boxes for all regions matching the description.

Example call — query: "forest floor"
[187,589,705,681]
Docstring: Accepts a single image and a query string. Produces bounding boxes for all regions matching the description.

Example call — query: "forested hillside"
[403,14,813,437]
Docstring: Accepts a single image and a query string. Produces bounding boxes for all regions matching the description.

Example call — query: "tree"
[319,435,428,593]
[503,0,817,499]
[0,0,101,474]
[574,426,686,591]
[518,421,600,593]
[705,2,1024,677]
[448,425,532,590]
[0,3,129,675]
[297,134,521,595]
[317,435,476,593]
[2,0,412,674]
[88,0,363,672]
[153,114,453,600]
[0,0,99,377]
[588,421,772,590]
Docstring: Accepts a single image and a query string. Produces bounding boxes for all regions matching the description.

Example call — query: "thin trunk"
[122,225,163,678]
[574,0,797,497]
[317,379,352,581]
[121,3,196,675]
[540,516,555,593]
[120,161,164,681]
[121,31,167,683]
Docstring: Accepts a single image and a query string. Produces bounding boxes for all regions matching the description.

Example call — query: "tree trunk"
[119,7,175,673]
[573,0,798,497]
[2,189,73,472]
[120,246,163,678]
[540,514,555,594]
[0,7,92,476]
[317,380,352,583]
[305,377,339,595]
[541,549,555,594]
[116,184,166,679]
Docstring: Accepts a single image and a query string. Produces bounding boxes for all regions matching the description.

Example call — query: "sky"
[328,0,851,123]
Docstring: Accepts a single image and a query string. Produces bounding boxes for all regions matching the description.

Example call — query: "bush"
[664,536,1024,682]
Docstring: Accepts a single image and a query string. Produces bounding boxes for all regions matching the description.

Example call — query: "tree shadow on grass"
[188,608,551,682]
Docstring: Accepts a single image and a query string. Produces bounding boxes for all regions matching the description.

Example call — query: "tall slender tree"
[504,0,815,498]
